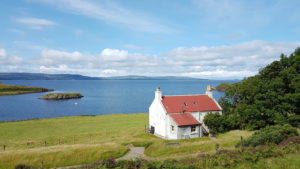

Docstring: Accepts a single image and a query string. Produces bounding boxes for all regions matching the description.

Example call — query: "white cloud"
[14,17,57,29]
[39,49,90,65]
[100,48,128,61]
[102,69,118,74]
[0,48,23,65]
[5,41,300,79]
[183,70,256,79]
[30,0,171,33]
[0,49,6,57]
[40,65,70,72]
[167,41,300,70]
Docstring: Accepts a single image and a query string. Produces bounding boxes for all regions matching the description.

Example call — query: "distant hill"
[104,75,203,80]
[0,73,204,80]
[0,73,100,80]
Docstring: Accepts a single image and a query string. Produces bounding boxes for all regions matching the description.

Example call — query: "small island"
[0,82,53,96]
[40,93,84,100]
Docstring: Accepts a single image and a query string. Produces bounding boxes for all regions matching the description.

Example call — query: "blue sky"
[0,0,300,79]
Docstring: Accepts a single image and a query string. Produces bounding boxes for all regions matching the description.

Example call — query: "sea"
[0,79,238,121]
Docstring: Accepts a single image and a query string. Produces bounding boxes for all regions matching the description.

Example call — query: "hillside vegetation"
[0,83,53,95]
[215,48,300,130]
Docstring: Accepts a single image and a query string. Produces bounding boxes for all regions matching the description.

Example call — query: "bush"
[203,113,228,134]
[288,115,300,127]
[238,124,298,147]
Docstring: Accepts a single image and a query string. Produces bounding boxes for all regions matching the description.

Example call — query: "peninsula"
[0,82,53,95]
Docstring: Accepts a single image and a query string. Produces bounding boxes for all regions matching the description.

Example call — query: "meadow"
[0,113,253,168]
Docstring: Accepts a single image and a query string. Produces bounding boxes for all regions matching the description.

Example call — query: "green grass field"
[0,113,253,168]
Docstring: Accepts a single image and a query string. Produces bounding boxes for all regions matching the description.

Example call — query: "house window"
[191,126,196,132]
[171,125,174,131]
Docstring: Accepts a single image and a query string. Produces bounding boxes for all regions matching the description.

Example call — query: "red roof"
[170,113,201,126]
[162,95,221,113]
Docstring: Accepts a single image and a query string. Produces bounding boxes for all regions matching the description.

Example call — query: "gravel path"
[117,144,146,161]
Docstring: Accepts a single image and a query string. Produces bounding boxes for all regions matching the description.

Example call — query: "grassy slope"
[0,114,253,168]
[0,83,52,95]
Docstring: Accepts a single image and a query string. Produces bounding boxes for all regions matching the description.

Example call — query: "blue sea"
[0,80,237,121]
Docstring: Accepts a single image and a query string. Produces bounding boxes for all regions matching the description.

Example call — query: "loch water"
[0,79,238,121]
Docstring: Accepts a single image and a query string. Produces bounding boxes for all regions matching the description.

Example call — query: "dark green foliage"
[288,115,300,127]
[237,125,298,147]
[214,83,233,92]
[203,113,228,134]
[219,47,300,129]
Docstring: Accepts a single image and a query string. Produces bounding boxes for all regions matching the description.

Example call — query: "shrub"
[288,115,300,127]
[238,124,298,147]
[203,113,228,134]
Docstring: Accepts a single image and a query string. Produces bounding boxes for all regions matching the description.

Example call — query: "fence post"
[44,141,47,147]
[240,136,244,152]
[3,145,5,151]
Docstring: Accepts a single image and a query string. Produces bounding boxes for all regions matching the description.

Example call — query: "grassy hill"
[0,114,253,168]
[0,83,53,95]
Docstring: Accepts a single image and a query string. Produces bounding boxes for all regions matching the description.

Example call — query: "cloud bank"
[1,41,300,79]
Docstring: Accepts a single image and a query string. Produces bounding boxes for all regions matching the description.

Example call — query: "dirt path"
[117,144,146,161]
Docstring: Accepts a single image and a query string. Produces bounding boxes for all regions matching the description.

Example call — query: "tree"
[219,47,300,130]
[203,113,227,134]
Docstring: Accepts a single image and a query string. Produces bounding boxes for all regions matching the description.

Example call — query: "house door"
[150,126,155,134]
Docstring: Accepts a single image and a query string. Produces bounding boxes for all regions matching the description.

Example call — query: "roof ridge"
[163,94,207,97]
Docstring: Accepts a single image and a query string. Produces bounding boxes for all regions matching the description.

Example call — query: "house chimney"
[155,87,162,100]
[205,85,213,98]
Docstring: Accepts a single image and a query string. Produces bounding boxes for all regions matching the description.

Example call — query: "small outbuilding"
[149,85,222,140]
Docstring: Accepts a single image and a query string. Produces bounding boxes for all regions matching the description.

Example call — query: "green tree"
[219,47,300,130]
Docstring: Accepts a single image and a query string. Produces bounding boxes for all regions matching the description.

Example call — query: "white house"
[149,85,222,140]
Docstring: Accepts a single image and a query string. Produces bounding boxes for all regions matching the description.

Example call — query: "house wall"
[166,114,178,140]
[149,89,223,140]
[149,99,167,138]
[177,126,199,139]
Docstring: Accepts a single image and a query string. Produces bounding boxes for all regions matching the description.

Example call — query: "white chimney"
[205,85,213,98]
[155,87,162,100]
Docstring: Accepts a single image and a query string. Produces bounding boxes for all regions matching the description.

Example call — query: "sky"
[0,0,300,79]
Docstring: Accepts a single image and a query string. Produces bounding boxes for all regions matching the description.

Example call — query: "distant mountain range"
[0,73,205,80]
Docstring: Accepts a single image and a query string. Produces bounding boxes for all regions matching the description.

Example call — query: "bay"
[0,79,237,121]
